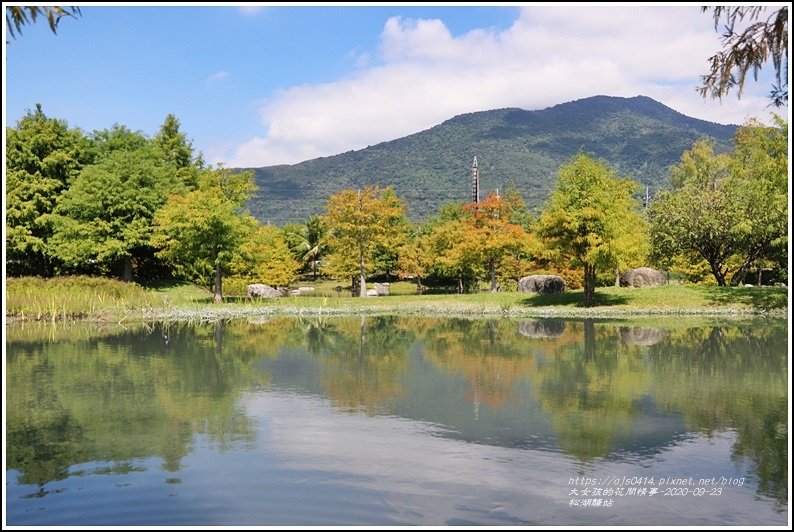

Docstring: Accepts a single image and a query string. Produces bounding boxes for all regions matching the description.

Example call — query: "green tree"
[700,6,788,106]
[48,143,183,280]
[152,169,257,302]
[283,215,328,279]
[538,154,648,306]
[5,6,81,39]
[324,186,406,297]
[728,116,788,284]
[154,113,201,189]
[5,104,93,275]
[650,122,788,286]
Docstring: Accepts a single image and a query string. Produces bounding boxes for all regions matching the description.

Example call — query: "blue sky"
[4,4,786,168]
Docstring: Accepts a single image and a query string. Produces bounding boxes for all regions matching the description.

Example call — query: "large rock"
[373,282,390,296]
[366,288,379,297]
[621,267,667,288]
[518,275,565,294]
[247,284,283,298]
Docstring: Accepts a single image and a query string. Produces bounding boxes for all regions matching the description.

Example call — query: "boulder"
[297,286,315,294]
[621,267,667,288]
[247,284,283,298]
[518,275,565,294]
[373,282,390,296]
[366,288,379,297]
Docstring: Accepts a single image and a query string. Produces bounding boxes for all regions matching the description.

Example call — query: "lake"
[5,316,788,525]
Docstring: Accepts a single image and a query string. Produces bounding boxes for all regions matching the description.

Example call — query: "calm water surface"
[5,316,788,525]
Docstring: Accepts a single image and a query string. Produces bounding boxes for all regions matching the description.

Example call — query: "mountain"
[243,95,738,225]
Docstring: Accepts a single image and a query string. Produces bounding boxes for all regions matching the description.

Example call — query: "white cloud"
[206,70,229,84]
[217,6,784,168]
[238,6,267,16]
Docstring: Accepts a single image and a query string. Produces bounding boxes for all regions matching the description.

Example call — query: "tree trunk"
[123,255,133,282]
[614,267,620,287]
[312,260,317,280]
[458,276,464,294]
[757,266,763,286]
[489,257,498,292]
[214,262,223,303]
[583,264,595,307]
[709,262,726,286]
[359,248,367,298]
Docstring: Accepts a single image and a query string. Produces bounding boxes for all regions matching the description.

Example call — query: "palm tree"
[289,215,328,279]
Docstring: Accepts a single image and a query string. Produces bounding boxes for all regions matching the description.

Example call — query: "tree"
[324,186,406,297]
[5,6,81,39]
[229,225,298,287]
[154,114,201,189]
[538,154,648,306]
[727,116,788,284]
[650,122,788,286]
[48,144,183,280]
[464,192,531,292]
[283,215,328,279]
[5,104,93,275]
[700,6,788,106]
[424,217,483,294]
[152,169,257,302]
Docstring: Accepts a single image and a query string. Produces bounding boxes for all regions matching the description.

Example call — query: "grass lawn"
[5,276,787,322]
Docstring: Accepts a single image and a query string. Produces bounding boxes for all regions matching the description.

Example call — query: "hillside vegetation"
[244,95,737,224]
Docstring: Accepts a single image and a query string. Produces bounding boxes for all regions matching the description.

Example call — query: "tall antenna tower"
[471,156,480,204]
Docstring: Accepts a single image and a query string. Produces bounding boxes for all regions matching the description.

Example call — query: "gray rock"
[373,282,390,296]
[247,284,283,298]
[621,267,667,288]
[518,275,565,294]
[297,286,315,294]
[366,288,379,297]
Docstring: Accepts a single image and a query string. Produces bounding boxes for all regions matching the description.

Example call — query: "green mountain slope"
[243,95,737,224]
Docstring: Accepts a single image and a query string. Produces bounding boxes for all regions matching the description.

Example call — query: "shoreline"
[6,302,787,324]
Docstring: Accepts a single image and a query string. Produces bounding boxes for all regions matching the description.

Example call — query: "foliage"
[5,105,93,275]
[243,96,737,225]
[700,6,788,106]
[154,113,201,189]
[649,119,787,286]
[5,5,81,39]
[281,215,328,278]
[152,169,257,302]
[229,225,299,287]
[538,154,648,306]
[48,144,184,279]
[463,192,532,291]
[323,186,407,296]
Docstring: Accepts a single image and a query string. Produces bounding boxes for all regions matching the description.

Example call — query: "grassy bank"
[4,276,788,322]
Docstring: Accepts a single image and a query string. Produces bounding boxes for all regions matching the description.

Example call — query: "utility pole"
[471,156,480,204]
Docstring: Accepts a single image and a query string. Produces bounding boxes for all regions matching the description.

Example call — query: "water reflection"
[6,316,788,516]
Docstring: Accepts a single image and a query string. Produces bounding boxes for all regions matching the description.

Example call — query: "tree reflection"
[647,322,788,505]
[6,322,264,490]
[529,321,650,460]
